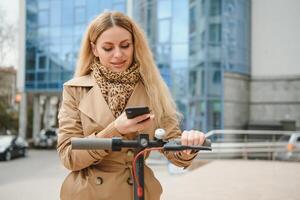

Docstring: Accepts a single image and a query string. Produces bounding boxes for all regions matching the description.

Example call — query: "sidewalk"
[1,150,299,200]
[153,159,300,200]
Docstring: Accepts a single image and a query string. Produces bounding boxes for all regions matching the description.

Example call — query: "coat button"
[127,177,133,185]
[127,149,134,157]
[95,177,103,185]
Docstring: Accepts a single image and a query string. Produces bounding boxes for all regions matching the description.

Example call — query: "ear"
[90,42,99,57]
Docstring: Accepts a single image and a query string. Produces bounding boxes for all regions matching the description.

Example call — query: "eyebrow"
[102,39,132,45]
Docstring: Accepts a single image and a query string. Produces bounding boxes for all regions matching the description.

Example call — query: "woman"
[57,11,205,200]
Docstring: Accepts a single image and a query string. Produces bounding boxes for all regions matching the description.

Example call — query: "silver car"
[274,132,300,161]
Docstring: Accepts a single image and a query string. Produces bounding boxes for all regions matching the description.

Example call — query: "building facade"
[20,0,127,139]
[18,0,300,139]
[133,0,250,131]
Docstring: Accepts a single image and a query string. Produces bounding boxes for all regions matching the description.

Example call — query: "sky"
[0,0,19,67]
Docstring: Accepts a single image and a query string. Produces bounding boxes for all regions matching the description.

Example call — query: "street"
[0,150,300,200]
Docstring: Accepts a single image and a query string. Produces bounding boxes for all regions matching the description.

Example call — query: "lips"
[110,61,126,67]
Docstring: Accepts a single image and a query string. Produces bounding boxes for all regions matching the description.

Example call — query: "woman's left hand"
[181,130,206,154]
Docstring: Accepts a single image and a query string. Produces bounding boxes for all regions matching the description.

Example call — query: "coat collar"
[64,74,150,128]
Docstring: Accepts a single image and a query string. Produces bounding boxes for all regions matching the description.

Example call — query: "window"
[158,0,171,19]
[113,3,126,12]
[210,0,221,16]
[38,10,49,26]
[75,7,85,24]
[209,23,221,45]
[37,55,47,70]
[75,0,86,6]
[158,19,170,43]
[189,6,196,34]
[50,1,61,26]
[38,0,49,10]
[62,0,74,25]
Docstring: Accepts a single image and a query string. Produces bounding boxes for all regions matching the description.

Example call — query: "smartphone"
[125,106,150,119]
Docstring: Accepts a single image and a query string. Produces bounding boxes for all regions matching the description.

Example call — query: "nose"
[113,47,123,58]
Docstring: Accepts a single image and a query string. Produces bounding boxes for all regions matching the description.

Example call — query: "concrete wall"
[251,0,300,130]
[250,76,300,130]
[252,0,300,76]
[224,72,250,129]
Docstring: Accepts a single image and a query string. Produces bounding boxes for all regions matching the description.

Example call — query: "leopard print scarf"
[91,61,141,118]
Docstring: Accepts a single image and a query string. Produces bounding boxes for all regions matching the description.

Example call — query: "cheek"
[126,47,134,60]
[98,51,111,63]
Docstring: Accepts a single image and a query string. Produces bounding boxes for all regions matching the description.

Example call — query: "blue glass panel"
[25,0,127,92]
[158,19,170,43]
[25,82,34,89]
[38,10,49,26]
[49,72,61,82]
[87,0,100,21]
[38,0,49,10]
[37,83,47,88]
[113,3,126,12]
[62,0,74,25]
[75,0,86,6]
[49,27,61,45]
[189,6,196,34]
[172,0,188,43]
[172,44,188,61]
[75,7,86,24]
[37,72,46,81]
[50,0,61,26]
[101,0,112,10]
[158,0,171,19]
[210,0,221,16]
[26,72,35,81]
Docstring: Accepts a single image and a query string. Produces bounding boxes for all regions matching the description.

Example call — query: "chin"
[111,65,130,73]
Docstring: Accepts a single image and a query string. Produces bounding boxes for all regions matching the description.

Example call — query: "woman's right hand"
[114,112,155,135]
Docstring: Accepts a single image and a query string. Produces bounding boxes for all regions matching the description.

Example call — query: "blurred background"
[0,0,299,140]
[0,0,299,199]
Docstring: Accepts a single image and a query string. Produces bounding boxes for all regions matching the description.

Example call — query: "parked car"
[34,128,58,148]
[274,132,300,161]
[0,135,28,161]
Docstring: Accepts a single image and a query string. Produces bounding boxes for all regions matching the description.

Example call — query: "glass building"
[25,0,127,92]
[22,0,250,137]
[134,0,250,131]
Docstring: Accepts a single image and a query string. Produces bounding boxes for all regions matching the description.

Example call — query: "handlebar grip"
[173,138,211,147]
[71,138,112,150]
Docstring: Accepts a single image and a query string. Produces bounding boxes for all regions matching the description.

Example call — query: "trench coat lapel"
[126,81,150,108]
[73,75,149,128]
[78,83,115,128]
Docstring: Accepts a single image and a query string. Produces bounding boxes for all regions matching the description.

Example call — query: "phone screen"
[125,106,150,119]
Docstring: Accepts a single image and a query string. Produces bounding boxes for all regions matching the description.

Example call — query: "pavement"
[0,150,300,200]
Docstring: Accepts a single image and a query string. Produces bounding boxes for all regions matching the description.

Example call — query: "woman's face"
[92,26,134,73]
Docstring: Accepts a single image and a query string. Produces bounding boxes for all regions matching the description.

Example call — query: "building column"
[33,95,41,140]
[18,92,27,139]
[43,96,59,129]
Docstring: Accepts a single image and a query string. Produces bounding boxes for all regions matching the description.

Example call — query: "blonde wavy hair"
[74,11,181,126]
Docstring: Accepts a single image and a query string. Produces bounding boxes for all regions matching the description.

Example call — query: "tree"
[0,98,18,133]
[0,7,16,66]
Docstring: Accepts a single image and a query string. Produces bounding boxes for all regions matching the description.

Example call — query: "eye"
[102,47,113,52]
[120,43,130,49]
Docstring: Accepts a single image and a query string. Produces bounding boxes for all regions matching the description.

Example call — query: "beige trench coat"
[57,74,197,200]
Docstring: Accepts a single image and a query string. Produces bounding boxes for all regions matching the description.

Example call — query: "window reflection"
[158,0,171,19]
[75,7,86,24]
[50,0,61,26]
[158,19,170,43]
[38,10,49,26]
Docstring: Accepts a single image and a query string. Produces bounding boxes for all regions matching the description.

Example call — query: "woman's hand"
[181,130,206,154]
[114,112,155,135]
